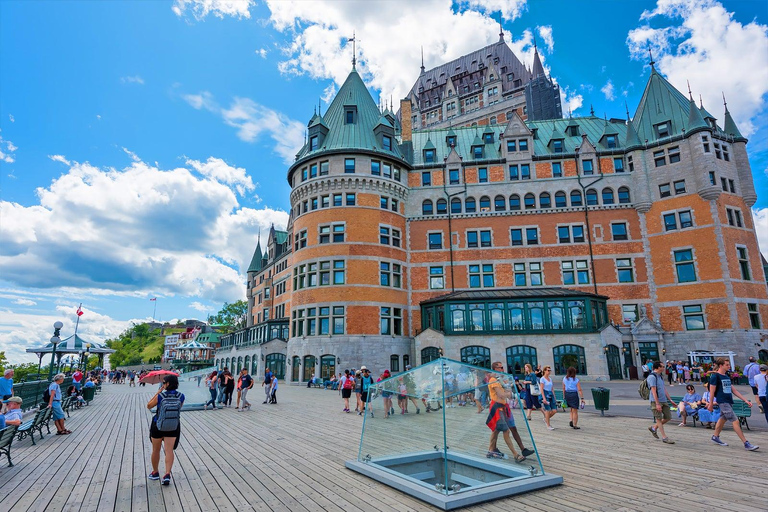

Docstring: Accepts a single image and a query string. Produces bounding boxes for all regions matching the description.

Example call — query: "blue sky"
[1,0,766,363]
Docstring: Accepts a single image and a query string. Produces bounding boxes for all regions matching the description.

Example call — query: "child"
[269,375,278,404]
[398,377,407,414]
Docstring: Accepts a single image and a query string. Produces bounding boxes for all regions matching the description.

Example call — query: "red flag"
[76,306,84,317]
[150,298,157,301]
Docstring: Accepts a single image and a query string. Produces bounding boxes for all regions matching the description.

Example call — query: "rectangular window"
[613,158,624,172]
[628,155,634,172]
[510,228,523,246]
[311,197,318,210]
[302,168,308,182]
[380,196,388,209]
[655,122,670,138]
[659,183,671,198]
[429,266,444,289]
[748,303,761,329]
[333,193,342,207]
[382,136,392,151]
[320,161,329,176]
[520,164,530,180]
[606,135,616,148]
[526,228,539,245]
[345,158,355,173]
[422,171,431,186]
[529,262,542,286]
[294,230,307,251]
[611,222,628,241]
[674,249,697,283]
[507,140,516,152]
[380,262,402,288]
[582,160,593,175]
[513,263,526,287]
[558,226,570,244]
[703,135,710,153]
[319,225,330,244]
[519,139,528,151]
[380,307,402,336]
[478,167,488,183]
[673,180,686,195]
[552,162,562,177]
[310,136,318,151]
[480,230,492,248]
[572,225,584,243]
[466,231,478,248]
[726,208,735,226]
[473,146,483,159]
[449,169,460,185]
[425,149,435,163]
[679,210,693,228]
[737,247,751,280]
[553,140,563,153]
[562,260,589,285]
[654,150,666,167]
[617,259,634,283]
[321,195,329,208]
[663,213,678,231]
[709,171,715,186]
[721,177,728,192]
[383,163,392,179]
[333,260,345,285]
[332,224,345,242]
[622,304,638,324]
[428,233,442,250]
[345,193,356,206]
[734,210,743,227]
[728,179,735,193]
[683,305,704,330]
[391,198,398,213]
[310,164,318,178]
[379,226,390,245]
[668,146,681,163]
[346,110,354,124]
[509,165,519,180]
[723,145,730,162]
[371,161,381,176]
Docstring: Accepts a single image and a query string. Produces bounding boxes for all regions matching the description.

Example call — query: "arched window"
[422,200,433,215]
[237,356,243,373]
[759,349,768,362]
[465,197,476,213]
[553,345,587,375]
[506,346,538,375]
[618,187,631,204]
[303,355,316,381]
[555,191,567,208]
[540,192,551,209]
[460,346,491,369]
[586,188,598,205]
[320,354,336,379]
[490,116,497,125]
[494,195,506,211]
[524,193,536,209]
[451,197,462,214]
[570,190,583,206]
[266,353,286,380]
[244,355,251,375]
[602,188,615,205]
[436,199,447,214]
[479,196,491,210]
[292,356,300,381]
[225,357,230,369]
[403,354,410,368]
[390,354,400,372]
[509,194,521,210]
[421,347,441,364]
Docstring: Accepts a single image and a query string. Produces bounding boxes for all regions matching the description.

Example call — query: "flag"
[76,306,83,317]
[150,298,157,301]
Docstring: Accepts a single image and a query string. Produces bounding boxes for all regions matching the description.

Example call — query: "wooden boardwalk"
[1,383,765,512]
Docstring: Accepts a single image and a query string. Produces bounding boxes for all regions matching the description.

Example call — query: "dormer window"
[483,132,494,144]
[654,122,670,138]
[567,125,580,137]
[552,140,564,153]
[606,135,616,149]
[310,136,318,151]
[473,145,484,159]
[424,149,435,163]
[382,136,392,151]
[345,107,357,124]
[446,136,456,147]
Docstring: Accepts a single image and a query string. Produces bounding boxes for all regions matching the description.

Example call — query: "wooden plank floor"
[0,383,765,512]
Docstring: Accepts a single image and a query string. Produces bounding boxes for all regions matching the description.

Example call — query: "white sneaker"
[547,426,555,431]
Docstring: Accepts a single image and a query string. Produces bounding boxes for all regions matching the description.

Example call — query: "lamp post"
[82,344,91,376]
[48,321,63,381]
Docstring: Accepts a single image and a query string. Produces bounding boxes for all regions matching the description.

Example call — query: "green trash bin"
[82,386,95,404]
[591,387,610,416]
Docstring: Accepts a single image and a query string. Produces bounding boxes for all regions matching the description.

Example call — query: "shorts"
[361,391,369,404]
[149,421,181,450]
[651,402,671,421]
[542,391,556,411]
[750,385,759,396]
[565,391,580,409]
[51,401,65,420]
[525,393,541,410]
[397,394,406,401]
[341,388,352,398]
[718,402,737,422]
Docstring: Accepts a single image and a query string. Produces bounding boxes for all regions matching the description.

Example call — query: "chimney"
[400,99,412,142]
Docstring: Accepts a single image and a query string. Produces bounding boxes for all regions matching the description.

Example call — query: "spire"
[722,92,745,141]
[625,101,641,147]
[590,104,595,117]
[648,46,656,72]
[687,85,707,131]
[349,32,357,68]
[499,21,504,42]
[420,46,425,74]
[531,41,545,77]
[247,231,264,273]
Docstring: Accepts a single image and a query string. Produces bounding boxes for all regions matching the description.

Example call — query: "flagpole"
[153,298,157,321]
[74,302,82,335]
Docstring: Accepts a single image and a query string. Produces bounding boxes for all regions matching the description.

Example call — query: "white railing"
[181,366,217,380]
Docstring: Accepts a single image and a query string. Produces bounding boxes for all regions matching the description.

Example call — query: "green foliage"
[208,300,247,333]
[6,362,40,382]
[106,323,165,368]
[0,351,9,370]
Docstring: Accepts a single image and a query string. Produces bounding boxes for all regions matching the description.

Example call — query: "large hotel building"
[215,36,767,381]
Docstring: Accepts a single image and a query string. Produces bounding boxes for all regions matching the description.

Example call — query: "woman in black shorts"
[147,374,185,486]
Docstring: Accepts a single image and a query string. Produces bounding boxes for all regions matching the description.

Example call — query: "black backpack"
[156,391,181,431]
[42,388,50,404]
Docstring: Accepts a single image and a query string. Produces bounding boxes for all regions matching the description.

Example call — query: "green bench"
[16,407,52,445]
[666,396,752,430]
[553,390,567,411]
[0,425,18,467]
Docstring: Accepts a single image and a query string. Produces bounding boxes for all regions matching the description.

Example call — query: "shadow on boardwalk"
[0,383,765,511]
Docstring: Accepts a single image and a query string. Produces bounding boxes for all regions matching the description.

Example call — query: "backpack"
[42,388,51,404]
[343,377,354,390]
[638,374,657,401]
[156,391,181,431]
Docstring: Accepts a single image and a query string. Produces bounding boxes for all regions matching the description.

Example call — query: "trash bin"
[82,386,95,404]
[591,387,610,416]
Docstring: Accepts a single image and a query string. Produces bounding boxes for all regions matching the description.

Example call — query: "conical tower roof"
[532,46,545,77]
[687,94,707,131]
[247,239,263,273]
[632,67,696,142]
[722,99,746,141]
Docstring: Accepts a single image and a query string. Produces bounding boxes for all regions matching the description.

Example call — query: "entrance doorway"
[606,345,622,380]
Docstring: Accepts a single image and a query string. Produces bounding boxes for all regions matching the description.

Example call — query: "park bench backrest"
[0,426,17,448]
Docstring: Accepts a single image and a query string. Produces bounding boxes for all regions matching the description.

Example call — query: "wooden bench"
[663,396,751,430]
[16,406,52,445]
[0,425,18,467]
[308,379,323,389]
[553,390,567,411]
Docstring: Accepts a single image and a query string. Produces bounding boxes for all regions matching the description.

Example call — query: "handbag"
[530,384,541,396]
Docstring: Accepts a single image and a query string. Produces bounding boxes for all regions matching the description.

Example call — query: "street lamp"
[82,343,91,373]
[48,321,63,381]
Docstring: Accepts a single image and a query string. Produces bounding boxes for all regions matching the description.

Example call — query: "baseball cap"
[3,396,22,404]
[405,365,412,370]
[760,364,768,371]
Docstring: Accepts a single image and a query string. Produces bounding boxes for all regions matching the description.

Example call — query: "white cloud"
[266,0,538,105]
[182,91,305,165]
[96,114,102,121]
[321,83,337,105]
[49,154,71,166]
[0,130,17,163]
[8,114,14,123]
[0,156,288,307]
[560,85,584,115]
[627,0,768,136]
[172,0,254,19]
[537,25,554,53]
[120,75,145,85]
[11,298,36,306]
[601,79,615,101]
[255,48,268,58]
[753,207,768,257]
[189,301,212,313]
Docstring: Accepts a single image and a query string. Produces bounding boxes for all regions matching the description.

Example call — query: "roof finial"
[349,32,357,68]
[722,91,729,112]
[699,94,704,108]
[499,21,504,42]
[420,46,425,74]
[625,100,631,120]
[648,46,655,71]
[319,98,322,116]
[533,33,537,50]
[687,80,693,100]
[590,104,595,117]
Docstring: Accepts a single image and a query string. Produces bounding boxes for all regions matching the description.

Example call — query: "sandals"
[56,430,72,435]
[514,454,526,463]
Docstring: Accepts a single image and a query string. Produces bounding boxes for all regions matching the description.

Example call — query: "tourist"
[359,366,374,417]
[0,369,13,413]
[485,361,533,462]
[692,362,701,382]
[682,363,690,384]
[562,366,584,429]
[539,366,557,430]
[216,367,225,403]
[128,370,136,387]
[697,383,719,428]
[675,361,683,384]
[647,362,676,444]
[147,374,184,486]
[223,370,235,408]
[354,369,363,413]
[378,369,393,418]
[262,368,273,404]
[268,373,277,404]
[743,357,762,412]
[48,373,70,435]
[678,384,701,427]
[522,364,543,421]
[238,368,253,411]
[402,365,420,414]
[3,396,23,427]
[641,360,651,379]
[397,376,408,414]
[72,369,83,391]
[203,370,218,410]
[754,364,767,424]
[666,361,674,386]
[339,369,353,413]
[707,358,758,451]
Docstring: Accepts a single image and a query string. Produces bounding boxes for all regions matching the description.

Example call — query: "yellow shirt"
[488,376,506,403]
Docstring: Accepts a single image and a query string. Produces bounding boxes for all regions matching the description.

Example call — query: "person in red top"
[72,370,83,391]
[485,361,533,462]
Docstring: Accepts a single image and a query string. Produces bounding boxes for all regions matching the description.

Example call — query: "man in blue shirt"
[0,369,14,401]
[708,358,758,451]
[3,396,23,427]
[648,361,677,444]
[262,369,272,404]
[743,357,761,412]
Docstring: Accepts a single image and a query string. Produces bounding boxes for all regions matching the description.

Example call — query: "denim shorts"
[51,401,65,420]
[542,391,556,411]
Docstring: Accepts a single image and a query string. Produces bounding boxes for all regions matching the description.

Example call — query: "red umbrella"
[139,370,178,384]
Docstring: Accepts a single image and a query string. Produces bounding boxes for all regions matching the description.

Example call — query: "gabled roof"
[411,125,505,165]
[530,117,629,156]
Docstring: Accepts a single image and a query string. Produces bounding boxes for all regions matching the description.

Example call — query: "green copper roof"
[412,125,505,165]
[308,113,328,129]
[687,95,708,131]
[274,230,289,245]
[247,240,263,273]
[625,116,641,146]
[531,117,628,155]
[293,69,405,163]
[723,101,745,141]
[471,134,484,147]
[632,68,704,143]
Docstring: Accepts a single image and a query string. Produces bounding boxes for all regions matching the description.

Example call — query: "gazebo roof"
[26,334,115,355]
[176,340,210,350]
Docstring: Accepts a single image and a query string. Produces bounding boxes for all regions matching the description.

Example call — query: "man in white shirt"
[755,364,767,424]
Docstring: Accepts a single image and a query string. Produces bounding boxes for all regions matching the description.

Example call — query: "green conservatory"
[420,288,609,336]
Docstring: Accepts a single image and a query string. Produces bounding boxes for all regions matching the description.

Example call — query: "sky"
[0,0,767,364]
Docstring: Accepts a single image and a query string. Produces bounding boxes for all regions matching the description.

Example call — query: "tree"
[209,300,248,333]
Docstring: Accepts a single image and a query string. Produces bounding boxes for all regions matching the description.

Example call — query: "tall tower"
[286,68,414,378]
